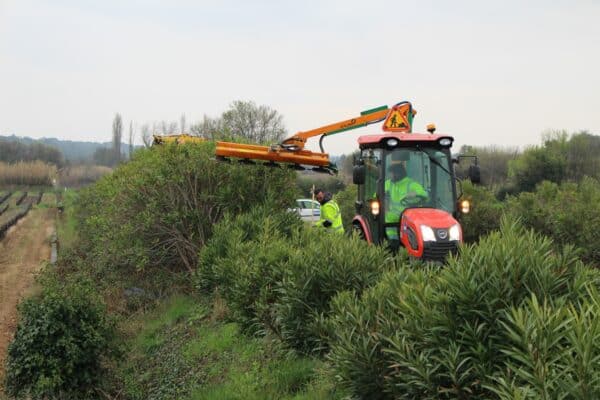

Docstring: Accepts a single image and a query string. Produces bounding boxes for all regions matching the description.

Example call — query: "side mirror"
[468,164,481,184]
[353,165,366,185]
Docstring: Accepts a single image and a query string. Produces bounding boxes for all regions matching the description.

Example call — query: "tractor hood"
[402,208,458,229]
[399,208,462,260]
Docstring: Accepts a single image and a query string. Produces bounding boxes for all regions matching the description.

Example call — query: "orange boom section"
[215,141,330,167]
[215,102,416,172]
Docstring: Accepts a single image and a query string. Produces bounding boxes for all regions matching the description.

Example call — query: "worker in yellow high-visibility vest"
[384,163,428,240]
[313,188,344,234]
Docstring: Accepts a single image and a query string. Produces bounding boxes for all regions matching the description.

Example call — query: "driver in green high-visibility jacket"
[384,163,428,240]
[313,188,344,234]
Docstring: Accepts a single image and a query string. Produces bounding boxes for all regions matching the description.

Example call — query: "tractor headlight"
[449,224,461,241]
[438,137,453,147]
[387,138,399,147]
[420,225,436,242]
[460,199,470,214]
[370,199,380,216]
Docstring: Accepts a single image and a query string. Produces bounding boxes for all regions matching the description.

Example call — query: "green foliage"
[459,131,599,193]
[333,184,357,231]
[508,145,566,192]
[327,269,424,398]
[5,279,116,399]
[490,290,600,399]
[460,181,504,242]
[456,145,519,187]
[76,143,297,275]
[195,205,302,294]
[211,237,298,335]
[275,230,393,354]
[327,219,600,399]
[507,177,600,265]
[197,207,393,353]
[0,136,64,166]
[118,295,343,400]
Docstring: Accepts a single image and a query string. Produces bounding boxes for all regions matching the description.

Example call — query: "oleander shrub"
[506,177,600,265]
[489,290,600,399]
[4,280,116,399]
[212,237,298,335]
[333,184,358,231]
[195,205,302,292]
[327,219,600,399]
[459,181,504,243]
[76,143,297,275]
[327,268,432,399]
[274,230,394,354]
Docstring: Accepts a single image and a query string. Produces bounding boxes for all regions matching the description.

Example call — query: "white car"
[289,199,321,222]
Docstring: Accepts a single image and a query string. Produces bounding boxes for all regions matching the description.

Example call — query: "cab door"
[356,149,383,244]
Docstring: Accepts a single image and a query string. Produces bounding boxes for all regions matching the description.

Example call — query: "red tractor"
[216,100,480,261]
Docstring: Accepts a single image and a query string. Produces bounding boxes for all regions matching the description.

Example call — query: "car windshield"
[384,147,455,214]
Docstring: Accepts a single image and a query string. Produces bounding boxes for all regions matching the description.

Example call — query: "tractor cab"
[352,133,469,261]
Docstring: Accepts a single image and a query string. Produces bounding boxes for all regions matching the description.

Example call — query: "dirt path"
[0,207,56,390]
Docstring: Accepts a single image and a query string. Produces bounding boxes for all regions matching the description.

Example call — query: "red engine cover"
[399,208,461,258]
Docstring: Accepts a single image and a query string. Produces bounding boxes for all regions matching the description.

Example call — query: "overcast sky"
[1,0,599,155]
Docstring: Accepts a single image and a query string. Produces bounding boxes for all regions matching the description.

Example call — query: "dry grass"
[59,165,112,187]
[0,161,57,186]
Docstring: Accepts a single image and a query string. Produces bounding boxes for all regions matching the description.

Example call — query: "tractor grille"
[423,241,459,262]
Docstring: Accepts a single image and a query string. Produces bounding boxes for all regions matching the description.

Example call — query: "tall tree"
[221,100,287,144]
[180,114,187,134]
[140,123,154,148]
[128,120,134,159]
[112,113,123,164]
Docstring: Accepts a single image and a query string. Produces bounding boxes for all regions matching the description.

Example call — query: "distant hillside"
[0,135,132,162]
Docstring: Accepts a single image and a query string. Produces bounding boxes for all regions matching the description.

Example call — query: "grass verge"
[115,295,346,400]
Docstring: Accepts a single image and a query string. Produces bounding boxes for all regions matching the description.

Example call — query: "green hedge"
[459,181,504,243]
[327,219,600,399]
[506,177,600,265]
[76,143,297,275]
[197,208,395,353]
[274,230,394,354]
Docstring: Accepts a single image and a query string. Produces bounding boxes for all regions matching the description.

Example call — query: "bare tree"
[140,124,153,148]
[190,115,229,140]
[112,113,123,164]
[128,120,134,159]
[180,114,187,134]
[160,121,178,135]
[221,100,287,144]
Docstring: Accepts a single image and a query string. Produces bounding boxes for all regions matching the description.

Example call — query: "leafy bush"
[507,177,600,265]
[327,269,428,399]
[327,219,600,399]
[5,281,116,399]
[209,237,298,335]
[508,144,566,193]
[490,289,600,399]
[198,208,394,352]
[195,205,302,293]
[333,184,357,231]
[459,181,504,243]
[275,230,393,354]
[76,143,297,275]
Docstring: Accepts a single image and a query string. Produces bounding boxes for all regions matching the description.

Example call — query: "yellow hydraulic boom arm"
[215,101,415,173]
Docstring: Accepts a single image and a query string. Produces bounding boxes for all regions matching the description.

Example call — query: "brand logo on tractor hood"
[437,229,448,239]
